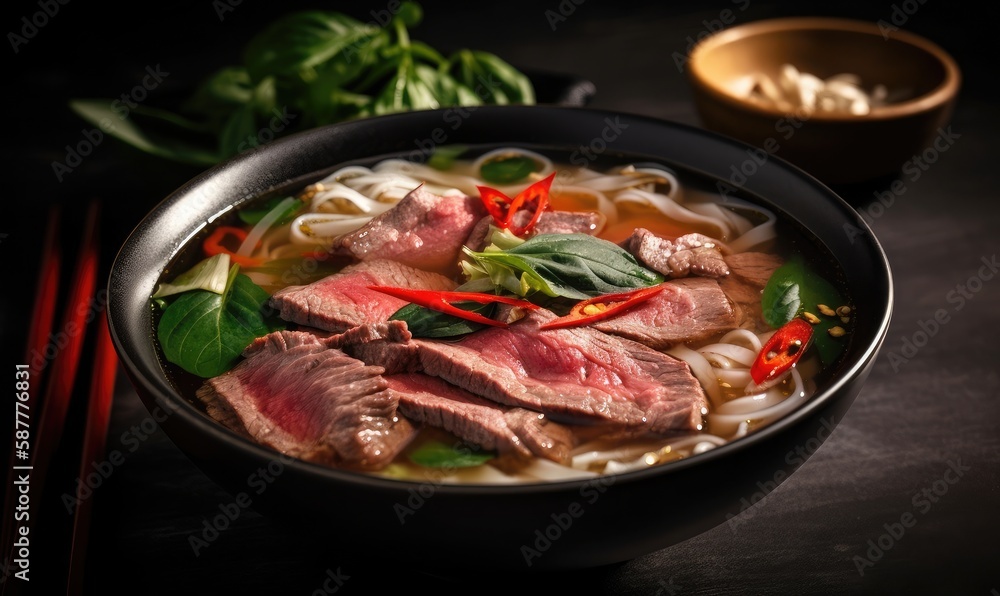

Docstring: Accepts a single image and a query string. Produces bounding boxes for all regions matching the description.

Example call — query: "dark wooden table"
[7,1,998,594]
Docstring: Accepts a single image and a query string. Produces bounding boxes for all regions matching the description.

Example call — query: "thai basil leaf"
[450,49,534,105]
[408,440,495,468]
[390,301,493,338]
[243,11,377,82]
[761,254,847,365]
[466,233,663,300]
[69,100,220,166]
[157,267,283,377]
[761,278,801,329]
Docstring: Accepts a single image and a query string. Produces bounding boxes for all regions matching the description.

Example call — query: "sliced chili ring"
[750,317,814,385]
[476,172,556,237]
[539,285,664,330]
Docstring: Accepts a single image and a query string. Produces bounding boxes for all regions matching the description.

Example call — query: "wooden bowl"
[687,17,961,185]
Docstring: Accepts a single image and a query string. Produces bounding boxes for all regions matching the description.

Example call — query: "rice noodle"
[241,148,817,483]
[237,197,299,257]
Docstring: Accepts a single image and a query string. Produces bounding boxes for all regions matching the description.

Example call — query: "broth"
[153,145,852,483]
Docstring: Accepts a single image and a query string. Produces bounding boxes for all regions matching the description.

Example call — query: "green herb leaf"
[480,155,539,184]
[157,267,284,377]
[466,233,664,300]
[390,301,493,338]
[408,440,495,468]
[238,196,303,225]
[69,100,220,166]
[761,278,801,329]
[70,3,536,168]
[243,11,377,82]
[761,254,847,365]
[428,144,469,170]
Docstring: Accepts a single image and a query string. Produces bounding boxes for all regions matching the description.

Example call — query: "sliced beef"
[592,278,740,349]
[196,330,417,471]
[387,373,574,463]
[330,185,486,274]
[464,210,603,251]
[621,229,730,279]
[269,259,456,332]
[336,312,708,433]
[719,252,784,328]
[329,320,420,373]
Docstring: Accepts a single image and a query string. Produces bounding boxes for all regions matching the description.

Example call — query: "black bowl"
[107,105,892,571]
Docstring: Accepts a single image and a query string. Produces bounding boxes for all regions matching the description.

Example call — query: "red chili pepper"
[203,226,263,267]
[476,172,556,237]
[750,317,814,385]
[368,286,539,327]
[539,285,664,330]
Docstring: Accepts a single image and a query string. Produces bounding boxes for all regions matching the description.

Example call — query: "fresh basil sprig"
[69,3,534,166]
[464,233,664,300]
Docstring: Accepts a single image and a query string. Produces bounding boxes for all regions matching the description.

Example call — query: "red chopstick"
[65,311,118,594]
[36,200,101,458]
[1,200,100,595]
[1,205,61,589]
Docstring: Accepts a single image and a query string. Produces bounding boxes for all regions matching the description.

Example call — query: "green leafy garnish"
[238,196,303,226]
[761,254,848,365]
[427,144,469,170]
[157,265,284,377]
[408,440,495,468]
[390,301,494,338]
[69,3,534,166]
[464,233,664,300]
[479,155,539,184]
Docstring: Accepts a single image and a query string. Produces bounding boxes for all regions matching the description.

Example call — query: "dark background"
[5,1,998,594]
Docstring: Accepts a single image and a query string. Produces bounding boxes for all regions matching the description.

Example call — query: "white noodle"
[237,197,299,258]
[240,148,819,483]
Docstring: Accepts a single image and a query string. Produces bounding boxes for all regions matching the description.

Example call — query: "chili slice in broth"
[750,317,814,385]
